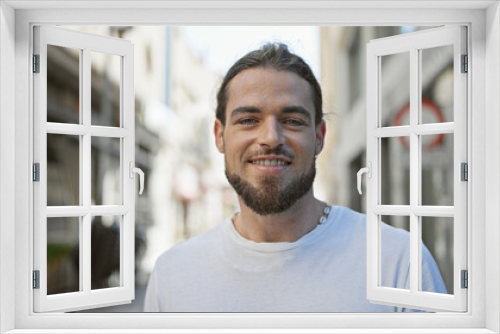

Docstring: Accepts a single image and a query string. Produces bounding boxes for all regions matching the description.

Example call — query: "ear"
[315,120,326,156]
[214,119,225,153]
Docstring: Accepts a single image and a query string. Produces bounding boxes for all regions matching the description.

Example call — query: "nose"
[258,117,285,149]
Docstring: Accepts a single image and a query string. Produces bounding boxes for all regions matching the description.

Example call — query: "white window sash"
[33,25,136,313]
[366,25,467,312]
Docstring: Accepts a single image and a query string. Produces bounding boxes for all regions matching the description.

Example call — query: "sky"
[179,26,320,79]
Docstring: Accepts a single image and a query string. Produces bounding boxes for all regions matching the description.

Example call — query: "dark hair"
[215,43,323,126]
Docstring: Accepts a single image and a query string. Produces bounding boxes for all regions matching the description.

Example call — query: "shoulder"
[381,221,410,244]
[330,206,409,245]
[153,220,227,272]
[330,205,367,232]
[328,206,370,242]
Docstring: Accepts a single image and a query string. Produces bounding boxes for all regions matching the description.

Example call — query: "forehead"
[226,67,314,111]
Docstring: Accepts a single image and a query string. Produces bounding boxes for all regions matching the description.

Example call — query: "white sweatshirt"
[144,206,446,312]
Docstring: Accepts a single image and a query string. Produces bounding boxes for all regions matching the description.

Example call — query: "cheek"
[223,141,245,166]
[226,132,252,155]
[291,133,317,153]
[296,140,319,167]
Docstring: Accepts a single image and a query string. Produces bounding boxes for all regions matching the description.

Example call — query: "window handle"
[357,162,372,195]
[129,162,145,195]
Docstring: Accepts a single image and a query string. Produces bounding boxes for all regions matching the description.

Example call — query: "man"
[144,43,446,312]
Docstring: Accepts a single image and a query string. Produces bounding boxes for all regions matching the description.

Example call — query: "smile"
[251,159,289,166]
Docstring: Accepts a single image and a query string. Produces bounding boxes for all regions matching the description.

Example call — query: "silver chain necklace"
[318,205,333,225]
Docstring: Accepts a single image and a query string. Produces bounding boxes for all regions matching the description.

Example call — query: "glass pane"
[421,133,454,206]
[47,217,80,295]
[383,215,410,231]
[91,52,121,127]
[380,215,410,289]
[47,45,80,124]
[380,52,410,127]
[91,137,121,205]
[381,137,410,205]
[91,216,121,290]
[421,217,453,295]
[47,134,80,206]
[420,45,454,124]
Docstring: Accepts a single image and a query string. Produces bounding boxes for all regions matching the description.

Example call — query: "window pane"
[47,217,80,295]
[421,133,454,206]
[91,137,121,205]
[380,215,410,289]
[47,45,80,124]
[380,52,410,127]
[91,52,121,127]
[91,216,121,290]
[381,137,410,205]
[47,134,80,206]
[421,216,453,295]
[420,45,453,124]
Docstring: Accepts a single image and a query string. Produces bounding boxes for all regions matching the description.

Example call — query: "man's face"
[214,67,326,215]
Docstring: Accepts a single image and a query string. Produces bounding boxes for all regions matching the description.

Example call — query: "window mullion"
[409,47,420,294]
[82,47,92,294]
[46,206,90,217]
[413,123,454,135]
[90,205,129,216]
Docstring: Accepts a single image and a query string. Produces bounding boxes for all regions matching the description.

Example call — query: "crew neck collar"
[224,205,338,253]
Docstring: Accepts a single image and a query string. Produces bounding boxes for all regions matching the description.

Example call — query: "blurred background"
[45,26,455,311]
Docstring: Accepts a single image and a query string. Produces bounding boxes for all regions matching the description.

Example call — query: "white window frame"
[0,1,498,333]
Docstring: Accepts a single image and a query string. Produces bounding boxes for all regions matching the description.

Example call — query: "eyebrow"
[230,105,312,121]
[230,106,261,119]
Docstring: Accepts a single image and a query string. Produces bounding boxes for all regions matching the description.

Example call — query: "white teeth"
[252,160,287,166]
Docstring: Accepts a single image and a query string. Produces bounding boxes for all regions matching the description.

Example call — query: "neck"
[232,190,326,243]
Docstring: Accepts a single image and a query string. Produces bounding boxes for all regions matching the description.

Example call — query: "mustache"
[246,147,295,160]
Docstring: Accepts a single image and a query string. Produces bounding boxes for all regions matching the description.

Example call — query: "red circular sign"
[392,99,445,150]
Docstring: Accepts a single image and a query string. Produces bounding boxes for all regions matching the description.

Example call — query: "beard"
[225,155,316,216]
